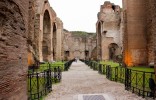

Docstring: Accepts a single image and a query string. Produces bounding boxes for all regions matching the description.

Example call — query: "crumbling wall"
[63,31,96,60]
[54,17,63,61]
[96,1,122,61]
[0,0,28,99]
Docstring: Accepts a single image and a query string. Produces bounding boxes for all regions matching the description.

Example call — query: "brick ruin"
[0,0,64,99]
[63,30,96,60]
[28,0,64,63]
[0,0,28,99]
[1,0,156,99]
[122,0,156,67]
[96,1,123,61]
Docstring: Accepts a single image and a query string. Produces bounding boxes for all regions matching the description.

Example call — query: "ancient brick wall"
[147,0,156,64]
[31,0,63,62]
[96,1,122,61]
[123,0,148,66]
[54,17,63,61]
[63,31,96,60]
[0,0,28,99]
[147,0,156,76]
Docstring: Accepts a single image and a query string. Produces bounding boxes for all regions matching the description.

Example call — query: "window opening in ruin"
[97,22,102,60]
[112,5,115,11]
[53,23,57,60]
[43,10,51,61]
[85,50,89,58]
[65,51,70,56]
[108,43,118,61]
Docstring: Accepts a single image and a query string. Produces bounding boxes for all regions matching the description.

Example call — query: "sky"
[49,0,122,33]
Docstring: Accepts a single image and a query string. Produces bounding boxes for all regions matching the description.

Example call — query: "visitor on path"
[75,57,78,62]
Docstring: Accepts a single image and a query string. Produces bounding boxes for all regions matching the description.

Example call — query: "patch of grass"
[129,66,154,72]
[99,61,155,96]
[100,61,119,67]
[28,71,61,100]
[32,62,65,72]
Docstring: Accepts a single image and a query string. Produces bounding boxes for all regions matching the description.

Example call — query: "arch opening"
[42,10,51,61]
[108,43,119,60]
[97,22,102,60]
[53,23,57,60]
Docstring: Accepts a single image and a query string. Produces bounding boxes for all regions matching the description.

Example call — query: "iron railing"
[82,60,155,99]
[28,67,62,100]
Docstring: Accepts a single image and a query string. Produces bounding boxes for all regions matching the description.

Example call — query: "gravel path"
[45,61,152,100]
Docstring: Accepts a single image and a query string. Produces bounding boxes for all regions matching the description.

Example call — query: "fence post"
[103,64,106,74]
[46,69,52,92]
[142,72,145,98]
[125,68,129,90]
[54,68,57,83]
[36,73,40,99]
[44,70,46,95]
[28,73,32,100]
[58,67,62,81]
[115,67,118,82]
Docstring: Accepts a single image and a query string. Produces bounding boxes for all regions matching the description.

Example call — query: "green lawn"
[98,61,155,96]
[28,62,64,100]
[100,61,119,67]
[130,66,154,72]
[31,62,65,72]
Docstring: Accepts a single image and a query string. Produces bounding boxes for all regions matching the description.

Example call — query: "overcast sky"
[49,0,122,32]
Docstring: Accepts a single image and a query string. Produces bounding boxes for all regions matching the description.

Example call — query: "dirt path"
[45,60,149,100]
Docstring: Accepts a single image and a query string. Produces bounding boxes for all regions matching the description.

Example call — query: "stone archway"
[53,23,57,60]
[108,43,119,60]
[97,21,102,60]
[42,10,51,61]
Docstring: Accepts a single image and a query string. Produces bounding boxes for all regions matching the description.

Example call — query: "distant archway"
[108,43,119,60]
[97,22,102,60]
[42,10,51,61]
[74,51,81,59]
[53,23,57,60]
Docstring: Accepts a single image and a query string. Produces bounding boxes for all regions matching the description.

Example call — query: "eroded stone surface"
[96,1,123,61]
[63,30,96,60]
[0,0,28,99]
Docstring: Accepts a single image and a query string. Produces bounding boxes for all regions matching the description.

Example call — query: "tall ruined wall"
[63,31,96,60]
[147,0,156,64]
[0,0,28,99]
[28,0,63,62]
[96,1,122,61]
[54,17,63,61]
[123,0,148,66]
[147,0,156,76]
[34,0,55,62]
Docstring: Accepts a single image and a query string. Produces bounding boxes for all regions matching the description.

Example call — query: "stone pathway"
[45,60,151,100]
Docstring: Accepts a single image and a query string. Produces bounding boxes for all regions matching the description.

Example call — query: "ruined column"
[147,0,156,79]
[123,0,148,66]
[55,18,63,61]
[0,0,28,99]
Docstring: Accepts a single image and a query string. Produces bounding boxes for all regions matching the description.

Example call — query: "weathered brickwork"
[123,0,156,66]
[123,0,148,66]
[147,0,156,76]
[28,0,64,63]
[96,1,122,61]
[63,30,96,60]
[0,0,64,99]
[0,0,28,99]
